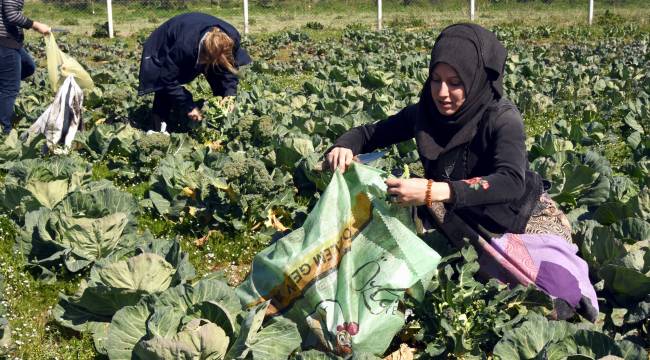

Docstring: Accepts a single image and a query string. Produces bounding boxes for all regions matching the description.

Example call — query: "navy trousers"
[151,87,194,133]
[0,46,36,133]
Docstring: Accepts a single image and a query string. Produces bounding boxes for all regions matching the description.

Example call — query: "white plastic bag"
[26,76,84,153]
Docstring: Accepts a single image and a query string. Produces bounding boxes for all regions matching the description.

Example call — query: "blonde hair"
[199,27,237,75]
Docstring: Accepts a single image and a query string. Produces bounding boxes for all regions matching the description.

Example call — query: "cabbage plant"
[19,181,140,276]
[53,238,195,354]
[105,277,300,359]
[493,313,647,359]
[0,156,90,221]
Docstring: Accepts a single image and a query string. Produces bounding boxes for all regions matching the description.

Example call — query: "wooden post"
[106,0,114,38]
[243,0,249,35]
[377,0,382,30]
[588,0,594,25]
[470,0,475,21]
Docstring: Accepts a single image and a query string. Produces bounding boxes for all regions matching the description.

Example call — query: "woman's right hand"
[187,107,203,122]
[326,147,354,172]
[32,21,51,35]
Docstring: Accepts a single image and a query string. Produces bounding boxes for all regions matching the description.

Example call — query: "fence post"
[588,0,594,25]
[470,0,475,20]
[243,0,249,35]
[377,0,382,30]
[106,0,114,38]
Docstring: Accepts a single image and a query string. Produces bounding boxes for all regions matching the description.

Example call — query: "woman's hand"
[32,21,51,35]
[385,178,452,206]
[326,147,354,172]
[187,107,203,122]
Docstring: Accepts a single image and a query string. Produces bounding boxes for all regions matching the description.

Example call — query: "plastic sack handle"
[45,33,94,92]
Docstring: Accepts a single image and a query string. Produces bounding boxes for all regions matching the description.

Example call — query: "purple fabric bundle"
[478,233,599,321]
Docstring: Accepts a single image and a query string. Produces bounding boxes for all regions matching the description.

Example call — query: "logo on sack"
[254,192,373,316]
[305,300,359,356]
[335,321,359,355]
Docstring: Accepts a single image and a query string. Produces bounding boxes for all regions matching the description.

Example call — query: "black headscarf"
[415,24,507,161]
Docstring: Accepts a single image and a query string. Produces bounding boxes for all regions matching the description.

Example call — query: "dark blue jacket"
[137,13,252,113]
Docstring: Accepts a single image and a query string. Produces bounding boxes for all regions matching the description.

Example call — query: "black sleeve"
[332,105,418,155]
[448,108,527,208]
[206,69,239,97]
[234,45,252,67]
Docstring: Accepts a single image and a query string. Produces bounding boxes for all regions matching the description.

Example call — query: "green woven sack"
[238,163,440,357]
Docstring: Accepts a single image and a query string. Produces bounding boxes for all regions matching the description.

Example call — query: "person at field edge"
[137,12,251,132]
[0,0,50,134]
[326,23,599,322]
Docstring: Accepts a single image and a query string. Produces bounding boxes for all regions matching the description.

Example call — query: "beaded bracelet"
[425,179,433,208]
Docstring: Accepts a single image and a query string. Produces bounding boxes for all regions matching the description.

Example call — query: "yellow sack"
[45,33,94,92]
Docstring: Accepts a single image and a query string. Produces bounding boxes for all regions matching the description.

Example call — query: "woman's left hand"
[385,178,451,206]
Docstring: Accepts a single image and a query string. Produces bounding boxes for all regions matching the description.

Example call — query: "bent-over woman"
[138,12,252,132]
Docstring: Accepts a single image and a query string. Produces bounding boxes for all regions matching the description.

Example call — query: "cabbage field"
[0,20,648,359]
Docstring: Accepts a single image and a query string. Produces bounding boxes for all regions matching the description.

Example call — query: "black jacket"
[333,98,543,235]
[137,13,252,113]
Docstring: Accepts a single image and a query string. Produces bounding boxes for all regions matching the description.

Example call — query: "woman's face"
[430,63,466,116]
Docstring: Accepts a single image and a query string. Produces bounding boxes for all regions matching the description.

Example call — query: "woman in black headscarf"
[326,24,598,322]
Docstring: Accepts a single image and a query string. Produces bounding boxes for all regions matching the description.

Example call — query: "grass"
[268,72,314,92]
[134,210,260,288]
[21,0,650,37]
[0,216,96,359]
